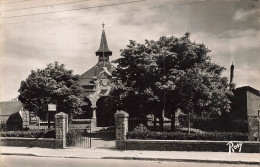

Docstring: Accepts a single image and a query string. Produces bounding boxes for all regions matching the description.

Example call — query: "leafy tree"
[18,62,84,125]
[112,33,233,131]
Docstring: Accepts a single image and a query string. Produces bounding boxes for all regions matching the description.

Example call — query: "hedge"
[127,131,248,141]
[0,130,55,138]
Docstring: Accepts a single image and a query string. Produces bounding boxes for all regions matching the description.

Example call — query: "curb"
[103,156,260,165]
[1,153,102,159]
[1,153,36,157]
[1,153,259,165]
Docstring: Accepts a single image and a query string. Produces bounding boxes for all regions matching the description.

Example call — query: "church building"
[78,25,116,127]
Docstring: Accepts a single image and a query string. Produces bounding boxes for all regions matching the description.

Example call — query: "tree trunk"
[171,111,176,131]
[68,112,73,125]
[160,109,164,131]
[47,112,50,129]
[153,115,156,131]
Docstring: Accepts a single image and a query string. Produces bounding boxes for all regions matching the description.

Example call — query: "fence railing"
[128,115,248,134]
[0,120,54,132]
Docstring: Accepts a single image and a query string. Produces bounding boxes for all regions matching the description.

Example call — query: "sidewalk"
[1,146,259,165]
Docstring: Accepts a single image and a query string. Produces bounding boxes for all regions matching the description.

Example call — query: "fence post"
[55,112,68,148]
[115,110,129,150]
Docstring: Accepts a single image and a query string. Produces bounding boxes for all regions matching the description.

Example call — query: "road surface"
[0,155,257,167]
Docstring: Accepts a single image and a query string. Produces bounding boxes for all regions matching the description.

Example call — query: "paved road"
[0,155,258,167]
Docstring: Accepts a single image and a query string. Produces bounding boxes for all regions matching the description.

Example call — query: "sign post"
[48,104,57,129]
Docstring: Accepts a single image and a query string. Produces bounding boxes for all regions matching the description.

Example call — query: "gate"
[67,120,91,148]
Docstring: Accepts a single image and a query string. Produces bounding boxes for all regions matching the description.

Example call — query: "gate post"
[55,112,68,148]
[115,110,129,150]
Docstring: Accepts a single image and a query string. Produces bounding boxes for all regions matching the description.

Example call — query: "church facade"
[78,26,116,127]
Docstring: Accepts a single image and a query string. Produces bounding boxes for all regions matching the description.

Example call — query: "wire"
[0,0,147,19]
[1,0,31,4]
[0,0,212,25]
[0,0,92,12]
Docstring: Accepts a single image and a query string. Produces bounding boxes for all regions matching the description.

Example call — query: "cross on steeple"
[102,23,105,29]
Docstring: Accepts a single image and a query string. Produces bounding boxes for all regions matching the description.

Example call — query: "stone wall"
[0,112,68,149]
[0,137,63,149]
[123,140,260,153]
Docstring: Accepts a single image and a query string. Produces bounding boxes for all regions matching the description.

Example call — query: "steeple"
[96,23,112,62]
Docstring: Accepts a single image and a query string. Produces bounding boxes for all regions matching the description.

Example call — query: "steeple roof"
[96,29,112,57]
[78,25,115,88]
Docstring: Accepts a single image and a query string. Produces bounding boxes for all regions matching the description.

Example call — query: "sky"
[0,0,259,101]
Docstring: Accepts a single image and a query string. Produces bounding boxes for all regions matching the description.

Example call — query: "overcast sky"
[0,0,259,101]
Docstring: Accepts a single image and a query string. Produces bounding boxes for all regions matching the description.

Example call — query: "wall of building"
[231,89,248,119]
[246,91,260,141]
[247,91,260,117]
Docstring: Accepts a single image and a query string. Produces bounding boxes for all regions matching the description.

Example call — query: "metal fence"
[0,120,54,132]
[128,115,248,134]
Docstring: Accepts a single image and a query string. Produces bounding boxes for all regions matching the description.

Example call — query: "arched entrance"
[96,96,116,127]
[73,97,92,119]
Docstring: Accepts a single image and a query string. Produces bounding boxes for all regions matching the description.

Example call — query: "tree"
[112,33,233,131]
[18,62,84,125]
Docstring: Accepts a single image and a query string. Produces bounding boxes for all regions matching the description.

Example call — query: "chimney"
[230,62,234,89]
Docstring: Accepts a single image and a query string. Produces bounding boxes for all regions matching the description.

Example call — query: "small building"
[0,101,29,130]
[230,86,260,141]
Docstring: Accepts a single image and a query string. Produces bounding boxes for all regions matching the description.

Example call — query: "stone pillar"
[248,116,260,141]
[115,110,129,150]
[92,107,96,118]
[91,106,97,129]
[55,112,68,148]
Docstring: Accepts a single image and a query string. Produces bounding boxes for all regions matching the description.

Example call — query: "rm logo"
[226,142,243,154]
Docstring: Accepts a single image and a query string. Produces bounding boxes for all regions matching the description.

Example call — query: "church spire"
[96,23,112,61]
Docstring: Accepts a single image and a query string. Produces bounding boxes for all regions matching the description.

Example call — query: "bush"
[133,124,149,132]
[0,123,7,132]
[127,131,248,141]
[0,129,55,138]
